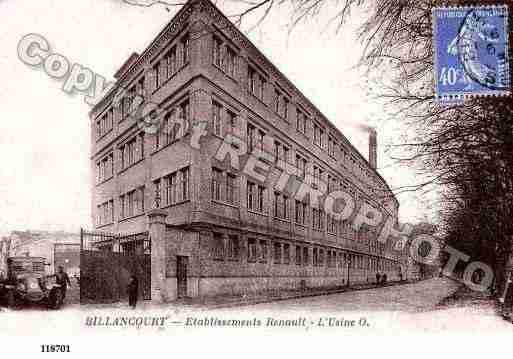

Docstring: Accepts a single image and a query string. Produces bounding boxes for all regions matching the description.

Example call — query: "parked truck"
[0,256,63,309]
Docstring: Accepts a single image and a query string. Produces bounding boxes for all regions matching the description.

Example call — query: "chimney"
[369,128,377,169]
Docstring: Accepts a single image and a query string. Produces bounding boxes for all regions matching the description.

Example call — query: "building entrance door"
[176,256,188,298]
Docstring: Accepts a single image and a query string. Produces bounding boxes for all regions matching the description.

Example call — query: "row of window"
[95,33,190,134]
[212,101,238,138]
[153,33,189,90]
[247,64,267,102]
[202,100,390,215]
[96,133,144,184]
[213,35,237,79]
[210,234,398,271]
[154,167,190,208]
[96,153,114,184]
[244,120,375,205]
[208,33,389,197]
[120,133,145,170]
[95,187,146,227]
[212,168,238,205]
[120,187,145,220]
[96,108,114,139]
[96,97,191,184]
[211,173,376,239]
[95,167,190,227]
[96,199,114,226]
[155,100,190,150]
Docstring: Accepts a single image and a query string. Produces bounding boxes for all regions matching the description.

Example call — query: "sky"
[0,0,434,234]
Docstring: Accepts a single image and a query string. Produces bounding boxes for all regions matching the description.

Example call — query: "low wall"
[161,271,400,300]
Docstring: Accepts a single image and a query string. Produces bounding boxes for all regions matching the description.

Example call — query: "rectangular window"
[118,186,145,220]
[166,46,177,77]
[119,195,125,219]
[273,89,280,113]
[226,173,236,204]
[155,167,189,207]
[283,97,289,119]
[213,36,222,67]
[257,185,264,213]
[213,101,222,136]
[313,122,325,148]
[154,179,161,208]
[273,192,289,220]
[248,67,256,94]
[313,248,318,267]
[96,108,114,139]
[247,66,265,100]
[213,232,224,260]
[181,34,189,65]
[227,110,237,136]
[247,123,255,153]
[274,141,290,164]
[319,249,324,266]
[273,140,280,162]
[135,186,145,214]
[296,155,306,179]
[248,238,257,262]
[273,242,281,264]
[283,244,290,265]
[296,109,307,134]
[247,181,255,210]
[136,76,145,99]
[97,152,114,183]
[109,199,114,223]
[294,200,303,224]
[212,168,237,205]
[303,247,309,266]
[120,134,143,170]
[328,136,336,157]
[96,199,114,227]
[227,235,240,260]
[312,208,324,230]
[226,47,236,78]
[155,101,189,150]
[247,180,265,213]
[256,129,265,151]
[180,167,189,201]
[259,240,267,263]
[295,246,301,266]
[258,75,266,101]
[153,62,160,89]
[180,100,190,129]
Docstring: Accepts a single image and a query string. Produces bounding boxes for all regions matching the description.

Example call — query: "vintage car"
[0,256,63,309]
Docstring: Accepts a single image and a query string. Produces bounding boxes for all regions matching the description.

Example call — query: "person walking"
[127,275,139,309]
[376,272,381,285]
[56,266,72,301]
[382,273,388,285]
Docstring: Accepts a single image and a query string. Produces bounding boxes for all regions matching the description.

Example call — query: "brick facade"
[90,0,406,300]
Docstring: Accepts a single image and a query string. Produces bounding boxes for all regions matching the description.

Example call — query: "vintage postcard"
[1,0,512,356]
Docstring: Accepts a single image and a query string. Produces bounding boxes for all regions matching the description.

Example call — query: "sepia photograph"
[0,0,512,354]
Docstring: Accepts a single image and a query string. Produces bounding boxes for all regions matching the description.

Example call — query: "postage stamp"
[432,5,510,104]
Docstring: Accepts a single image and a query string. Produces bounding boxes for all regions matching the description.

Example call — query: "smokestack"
[369,128,377,169]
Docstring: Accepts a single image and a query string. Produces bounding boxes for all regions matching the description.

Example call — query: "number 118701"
[41,345,70,353]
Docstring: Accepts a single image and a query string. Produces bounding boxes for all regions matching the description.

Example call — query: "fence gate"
[80,229,151,304]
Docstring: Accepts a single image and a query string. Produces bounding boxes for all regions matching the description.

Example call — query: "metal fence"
[80,229,151,304]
